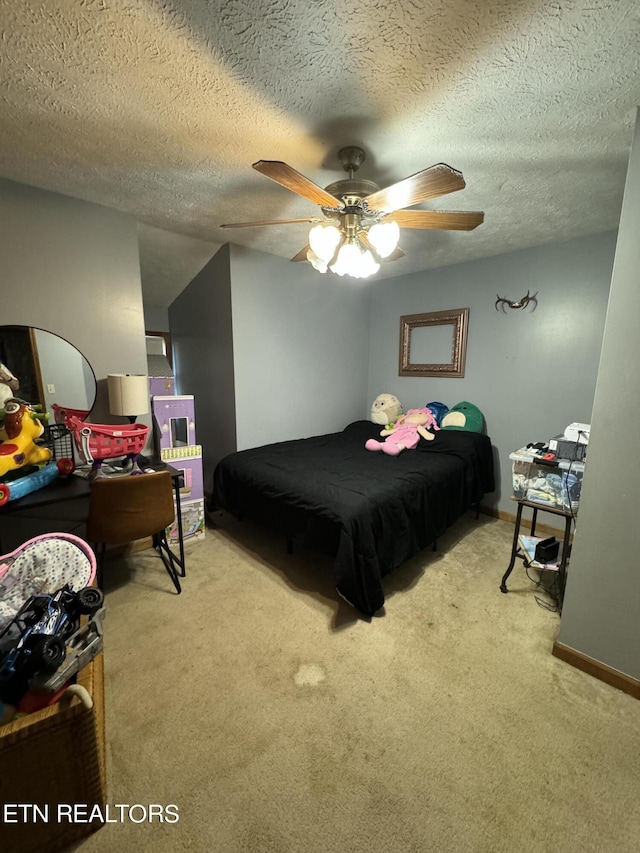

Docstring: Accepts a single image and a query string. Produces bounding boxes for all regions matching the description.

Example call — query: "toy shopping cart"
[67,416,150,479]
[51,403,91,429]
[38,423,75,475]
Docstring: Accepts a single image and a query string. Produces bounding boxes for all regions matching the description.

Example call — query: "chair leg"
[94,543,106,589]
[154,531,182,594]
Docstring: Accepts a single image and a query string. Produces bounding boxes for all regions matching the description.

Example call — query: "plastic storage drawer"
[510,449,584,512]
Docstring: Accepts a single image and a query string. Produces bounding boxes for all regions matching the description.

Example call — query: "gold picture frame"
[399,308,469,378]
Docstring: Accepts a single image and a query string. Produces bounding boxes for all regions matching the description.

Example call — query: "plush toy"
[370,393,402,427]
[440,401,484,433]
[0,363,20,411]
[0,400,52,480]
[425,401,449,426]
[365,408,439,456]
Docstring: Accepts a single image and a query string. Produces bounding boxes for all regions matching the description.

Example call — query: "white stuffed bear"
[370,393,402,426]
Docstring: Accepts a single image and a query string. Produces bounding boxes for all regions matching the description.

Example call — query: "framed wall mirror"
[399,308,469,378]
[0,325,97,417]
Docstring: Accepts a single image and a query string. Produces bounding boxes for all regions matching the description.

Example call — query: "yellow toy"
[0,400,52,479]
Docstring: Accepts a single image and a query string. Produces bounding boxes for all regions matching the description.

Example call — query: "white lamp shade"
[330,243,380,278]
[368,221,400,258]
[308,223,341,261]
[107,374,149,417]
[306,248,328,273]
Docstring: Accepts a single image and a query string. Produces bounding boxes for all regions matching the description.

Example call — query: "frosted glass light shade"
[367,221,400,258]
[308,223,341,261]
[306,248,328,273]
[107,373,149,416]
[330,243,380,279]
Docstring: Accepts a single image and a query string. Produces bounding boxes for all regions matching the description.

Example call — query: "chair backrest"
[86,470,175,545]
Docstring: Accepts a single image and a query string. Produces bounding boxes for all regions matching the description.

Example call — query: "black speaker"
[534,537,559,564]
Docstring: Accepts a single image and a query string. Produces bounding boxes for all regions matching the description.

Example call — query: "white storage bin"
[510,449,584,512]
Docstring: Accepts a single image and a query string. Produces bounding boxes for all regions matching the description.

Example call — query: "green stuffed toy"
[440,401,484,433]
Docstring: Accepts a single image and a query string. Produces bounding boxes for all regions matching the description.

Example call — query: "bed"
[212,420,495,616]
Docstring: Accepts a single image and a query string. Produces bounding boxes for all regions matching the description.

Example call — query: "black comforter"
[213,421,494,615]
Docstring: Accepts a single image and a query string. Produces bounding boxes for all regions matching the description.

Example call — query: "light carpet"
[74,511,640,853]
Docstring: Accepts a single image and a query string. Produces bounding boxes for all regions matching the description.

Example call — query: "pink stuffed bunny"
[365,408,439,456]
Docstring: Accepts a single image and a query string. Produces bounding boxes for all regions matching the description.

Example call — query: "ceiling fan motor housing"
[322,178,381,217]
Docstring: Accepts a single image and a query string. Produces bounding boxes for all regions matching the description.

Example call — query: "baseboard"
[552,641,640,700]
[478,504,638,700]
[478,504,568,537]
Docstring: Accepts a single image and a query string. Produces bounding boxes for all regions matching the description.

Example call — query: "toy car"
[29,606,104,695]
[0,584,104,706]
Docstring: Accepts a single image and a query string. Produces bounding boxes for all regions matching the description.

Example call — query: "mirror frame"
[0,325,97,415]
[399,308,469,378]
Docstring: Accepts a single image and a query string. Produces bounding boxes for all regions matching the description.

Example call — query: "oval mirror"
[0,325,96,419]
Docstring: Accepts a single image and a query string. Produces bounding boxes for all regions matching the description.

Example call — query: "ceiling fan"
[221,146,484,279]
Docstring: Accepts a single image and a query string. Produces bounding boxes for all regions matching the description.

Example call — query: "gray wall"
[367,231,616,513]
[144,304,170,332]
[558,111,640,680]
[169,245,236,487]
[169,244,371,491]
[229,245,370,449]
[0,177,147,422]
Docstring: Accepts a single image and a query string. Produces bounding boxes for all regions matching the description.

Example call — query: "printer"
[563,422,590,444]
[549,423,590,461]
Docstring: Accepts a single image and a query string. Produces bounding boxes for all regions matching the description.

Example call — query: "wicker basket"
[0,654,106,853]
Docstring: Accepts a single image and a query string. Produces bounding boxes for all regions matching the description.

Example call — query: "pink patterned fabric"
[0,533,96,631]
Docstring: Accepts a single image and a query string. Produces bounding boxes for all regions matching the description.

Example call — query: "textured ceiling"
[1,0,639,306]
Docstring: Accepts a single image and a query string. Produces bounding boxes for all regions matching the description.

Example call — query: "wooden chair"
[86,470,182,594]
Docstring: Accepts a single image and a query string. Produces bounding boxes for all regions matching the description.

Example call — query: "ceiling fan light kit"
[330,242,380,279]
[221,146,484,280]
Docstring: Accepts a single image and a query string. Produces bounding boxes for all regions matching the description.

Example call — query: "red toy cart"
[51,404,91,428]
[67,417,150,478]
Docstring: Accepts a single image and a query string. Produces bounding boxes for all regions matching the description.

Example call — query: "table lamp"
[107,374,149,423]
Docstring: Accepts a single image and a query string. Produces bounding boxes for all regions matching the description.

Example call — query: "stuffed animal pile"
[366,394,486,457]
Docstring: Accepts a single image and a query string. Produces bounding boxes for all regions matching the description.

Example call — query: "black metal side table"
[500,498,574,608]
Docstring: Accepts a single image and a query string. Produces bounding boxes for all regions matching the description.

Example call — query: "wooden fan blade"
[386,246,406,261]
[290,245,310,262]
[253,160,342,209]
[358,232,378,261]
[364,163,466,213]
[384,210,484,230]
[220,217,320,228]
